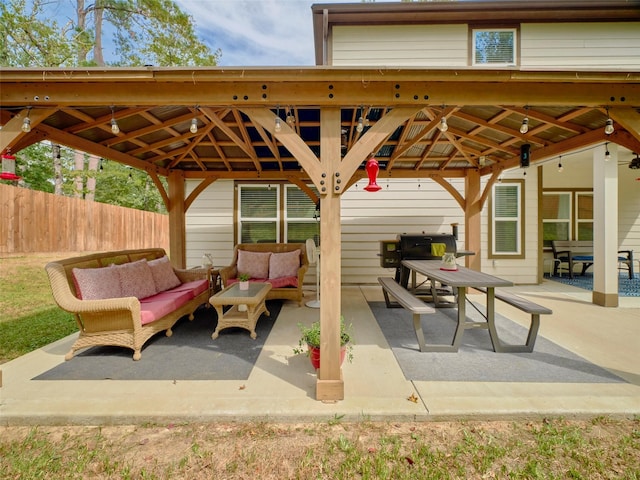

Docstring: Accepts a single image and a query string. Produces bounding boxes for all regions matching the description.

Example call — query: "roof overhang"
[1,66,640,186]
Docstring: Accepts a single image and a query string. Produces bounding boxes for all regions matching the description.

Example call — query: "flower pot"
[307,344,347,370]
[239,281,249,290]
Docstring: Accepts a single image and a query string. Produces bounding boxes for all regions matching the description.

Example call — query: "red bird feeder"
[364,156,381,192]
[1,152,21,181]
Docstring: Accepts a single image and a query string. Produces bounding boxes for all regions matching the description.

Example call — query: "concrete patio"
[1,280,639,426]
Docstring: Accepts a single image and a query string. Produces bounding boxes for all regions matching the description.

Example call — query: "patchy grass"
[1,417,639,479]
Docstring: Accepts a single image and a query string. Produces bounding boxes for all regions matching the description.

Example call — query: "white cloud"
[175,0,347,66]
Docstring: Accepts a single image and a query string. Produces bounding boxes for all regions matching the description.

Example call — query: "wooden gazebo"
[1,66,639,400]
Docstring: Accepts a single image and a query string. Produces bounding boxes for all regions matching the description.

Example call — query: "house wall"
[332,25,468,67]
[331,22,640,69]
[521,23,640,70]
[185,180,234,269]
[480,167,540,284]
[542,152,640,257]
[185,178,468,285]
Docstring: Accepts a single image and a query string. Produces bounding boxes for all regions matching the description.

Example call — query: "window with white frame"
[236,183,319,244]
[575,192,593,241]
[542,192,572,248]
[541,191,593,247]
[489,181,523,257]
[472,28,517,66]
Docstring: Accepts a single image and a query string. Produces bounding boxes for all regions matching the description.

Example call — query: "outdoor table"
[209,282,272,340]
[401,260,513,352]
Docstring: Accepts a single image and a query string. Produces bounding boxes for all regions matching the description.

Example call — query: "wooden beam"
[317,107,344,402]
[241,107,326,192]
[337,106,423,190]
[167,170,187,268]
[464,169,482,271]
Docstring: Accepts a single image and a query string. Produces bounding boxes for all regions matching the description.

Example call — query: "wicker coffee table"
[209,282,272,339]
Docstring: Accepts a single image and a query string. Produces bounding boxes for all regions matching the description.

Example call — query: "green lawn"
[0,254,76,363]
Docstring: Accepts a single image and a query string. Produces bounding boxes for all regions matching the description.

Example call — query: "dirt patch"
[1,418,639,479]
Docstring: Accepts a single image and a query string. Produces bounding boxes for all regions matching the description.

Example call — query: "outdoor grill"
[379,231,458,287]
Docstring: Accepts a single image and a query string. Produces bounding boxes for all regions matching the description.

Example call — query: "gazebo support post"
[465,169,482,270]
[168,170,187,269]
[316,107,344,401]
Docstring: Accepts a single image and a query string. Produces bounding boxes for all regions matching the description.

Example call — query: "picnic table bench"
[378,277,435,352]
[475,287,552,353]
[551,240,634,279]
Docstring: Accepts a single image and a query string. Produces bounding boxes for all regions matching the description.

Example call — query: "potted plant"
[238,273,250,290]
[293,316,353,369]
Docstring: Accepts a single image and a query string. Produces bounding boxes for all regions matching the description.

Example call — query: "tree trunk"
[74,150,84,198]
[93,3,105,66]
[86,154,100,201]
[53,144,63,196]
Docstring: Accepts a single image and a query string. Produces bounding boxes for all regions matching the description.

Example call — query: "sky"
[174,0,354,66]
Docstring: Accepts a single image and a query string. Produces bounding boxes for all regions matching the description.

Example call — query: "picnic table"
[398,260,551,353]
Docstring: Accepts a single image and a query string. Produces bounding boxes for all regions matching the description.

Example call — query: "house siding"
[332,25,468,67]
[185,179,467,285]
[521,23,640,70]
[185,181,234,269]
[330,22,640,70]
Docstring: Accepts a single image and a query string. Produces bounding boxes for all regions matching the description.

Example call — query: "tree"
[1,0,218,213]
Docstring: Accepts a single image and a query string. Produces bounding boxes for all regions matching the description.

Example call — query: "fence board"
[0,184,169,254]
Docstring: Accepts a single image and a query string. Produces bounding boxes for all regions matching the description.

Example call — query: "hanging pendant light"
[110,106,120,134]
[21,108,32,133]
[604,107,614,135]
[437,116,448,132]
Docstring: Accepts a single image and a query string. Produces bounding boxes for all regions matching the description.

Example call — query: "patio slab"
[1,283,639,425]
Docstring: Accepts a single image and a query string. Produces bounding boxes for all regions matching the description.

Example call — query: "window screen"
[473,29,516,66]
[542,192,571,247]
[491,182,522,255]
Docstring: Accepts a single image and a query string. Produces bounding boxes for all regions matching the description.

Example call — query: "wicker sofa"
[219,243,309,306]
[45,248,210,361]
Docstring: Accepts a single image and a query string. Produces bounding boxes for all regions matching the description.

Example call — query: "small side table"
[209,282,272,339]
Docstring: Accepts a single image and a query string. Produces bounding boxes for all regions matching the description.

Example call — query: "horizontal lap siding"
[521,23,640,70]
[481,170,539,285]
[185,180,234,269]
[332,25,468,67]
[341,179,465,284]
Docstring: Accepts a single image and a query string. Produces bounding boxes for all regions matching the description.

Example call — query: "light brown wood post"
[464,169,482,271]
[167,170,187,269]
[316,107,344,401]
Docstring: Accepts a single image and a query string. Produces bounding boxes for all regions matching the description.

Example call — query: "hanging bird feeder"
[1,151,21,181]
[364,156,381,192]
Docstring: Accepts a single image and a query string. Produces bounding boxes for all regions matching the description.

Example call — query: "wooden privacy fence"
[0,184,169,254]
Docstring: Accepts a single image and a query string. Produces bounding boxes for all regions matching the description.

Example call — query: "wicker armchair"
[219,243,309,306]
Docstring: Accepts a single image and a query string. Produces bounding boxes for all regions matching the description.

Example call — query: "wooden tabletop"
[402,260,513,288]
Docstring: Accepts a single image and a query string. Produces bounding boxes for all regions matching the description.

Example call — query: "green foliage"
[0,0,219,68]
[0,0,90,67]
[293,317,354,362]
[94,159,168,213]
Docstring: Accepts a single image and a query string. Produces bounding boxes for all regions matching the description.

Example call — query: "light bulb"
[520,117,529,134]
[605,149,611,161]
[558,162,563,173]
[286,112,295,126]
[190,118,198,134]
[437,117,448,132]
[111,118,120,134]
[274,117,282,132]
[21,117,31,133]
[604,118,614,135]
[356,116,364,133]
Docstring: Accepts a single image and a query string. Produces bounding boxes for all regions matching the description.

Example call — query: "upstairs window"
[472,28,517,67]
